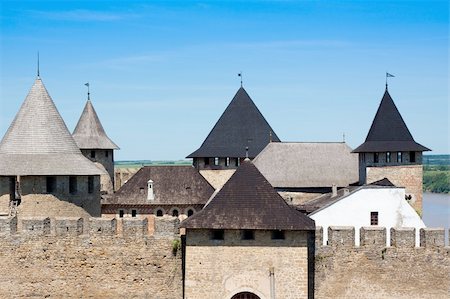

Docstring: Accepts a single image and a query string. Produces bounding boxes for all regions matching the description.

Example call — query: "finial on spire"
[37,52,40,78]
[343,132,346,143]
[386,72,395,90]
[238,72,243,87]
[85,82,90,100]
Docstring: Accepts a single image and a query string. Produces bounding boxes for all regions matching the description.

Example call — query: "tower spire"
[85,82,90,101]
[37,52,40,78]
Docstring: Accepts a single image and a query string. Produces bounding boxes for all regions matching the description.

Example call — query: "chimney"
[331,184,337,198]
[147,179,154,200]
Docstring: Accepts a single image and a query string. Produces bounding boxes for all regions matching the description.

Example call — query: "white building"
[301,179,425,246]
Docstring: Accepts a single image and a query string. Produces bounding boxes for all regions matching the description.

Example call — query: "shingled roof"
[353,89,430,153]
[72,99,119,150]
[253,142,358,188]
[0,78,104,176]
[181,160,315,230]
[104,166,215,205]
[187,87,280,158]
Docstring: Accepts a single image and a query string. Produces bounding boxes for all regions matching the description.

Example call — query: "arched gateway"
[231,292,261,299]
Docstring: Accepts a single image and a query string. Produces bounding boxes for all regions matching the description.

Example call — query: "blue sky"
[0,0,448,160]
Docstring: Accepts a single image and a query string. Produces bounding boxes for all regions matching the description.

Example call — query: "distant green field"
[115,160,191,168]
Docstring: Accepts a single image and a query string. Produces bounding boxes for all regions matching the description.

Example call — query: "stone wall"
[0,216,182,298]
[366,165,423,214]
[114,167,140,190]
[184,229,311,299]
[315,226,450,299]
[81,149,115,193]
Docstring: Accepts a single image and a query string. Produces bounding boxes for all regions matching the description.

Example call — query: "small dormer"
[147,179,154,200]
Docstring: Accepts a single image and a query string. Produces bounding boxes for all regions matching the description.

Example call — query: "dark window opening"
[236,158,240,167]
[105,150,109,158]
[242,230,255,240]
[386,152,391,163]
[172,209,179,217]
[69,176,77,194]
[156,209,163,217]
[397,152,402,163]
[131,209,137,217]
[211,229,224,240]
[90,150,96,159]
[9,177,15,200]
[204,157,210,166]
[88,176,94,194]
[410,151,416,163]
[271,230,285,240]
[187,209,194,217]
[119,210,124,218]
[225,157,230,167]
[371,212,379,225]
[374,153,379,163]
[46,177,56,193]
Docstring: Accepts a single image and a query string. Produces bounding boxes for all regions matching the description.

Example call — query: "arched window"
[156,209,164,217]
[187,209,194,217]
[231,292,260,299]
[172,209,179,217]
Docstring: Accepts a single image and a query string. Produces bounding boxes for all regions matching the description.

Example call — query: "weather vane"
[85,82,90,100]
[386,72,395,89]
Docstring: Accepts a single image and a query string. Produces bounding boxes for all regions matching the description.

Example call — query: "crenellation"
[21,217,51,236]
[420,228,445,248]
[154,216,180,238]
[55,217,83,236]
[315,226,323,248]
[122,218,148,237]
[390,227,415,248]
[89,217,117,235]
[360,226,386,248]
[0,216,17,235]
[328,226,355,247]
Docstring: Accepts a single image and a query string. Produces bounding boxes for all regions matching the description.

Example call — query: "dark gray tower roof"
[353,89,430,153]
[0,78,104,176]
[181,160,315,230]
[72,99,119,150]
[187,87,280,158]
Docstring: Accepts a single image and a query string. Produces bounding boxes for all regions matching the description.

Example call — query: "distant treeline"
[423,155,450,194]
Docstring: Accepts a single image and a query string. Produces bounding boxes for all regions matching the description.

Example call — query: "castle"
[0,73,446,299]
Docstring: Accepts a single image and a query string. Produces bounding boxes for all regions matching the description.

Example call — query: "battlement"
[317,226,449,249]
[0,216,180,239]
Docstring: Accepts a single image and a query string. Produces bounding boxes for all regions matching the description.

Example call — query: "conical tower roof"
[181,160,315,230]
[187,87,280,158]
[0,78,104,176]
[353,89,430,153]
[72,99,119,150]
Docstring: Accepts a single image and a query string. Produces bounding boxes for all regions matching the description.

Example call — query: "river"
[422,192,449,245]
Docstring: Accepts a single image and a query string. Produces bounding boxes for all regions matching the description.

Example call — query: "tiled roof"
[72,99,119,150]
[104,166,215,206]
[253,142,358,188]
[0,78,104,176]
[353,89,430,153]
[187,87,280,158]
[181,160,315,230]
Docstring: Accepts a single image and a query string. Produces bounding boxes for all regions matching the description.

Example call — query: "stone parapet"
[420,228,445,247]
[390,227,415,248]
[360,227,386,248]
[21,217,50,236]
[328,226,355,247]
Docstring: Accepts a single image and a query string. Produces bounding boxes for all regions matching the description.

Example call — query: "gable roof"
[181,160,315,230]
[253,142,358,188]
[0,78,104,176]
[104,166,215,206]
[353,89,430,153]
[72,99,119,150]
[187,87,280,158]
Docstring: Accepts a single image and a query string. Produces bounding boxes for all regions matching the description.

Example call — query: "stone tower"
[353,87,430,214]
[187,87,280,169]
[72,96,119,194]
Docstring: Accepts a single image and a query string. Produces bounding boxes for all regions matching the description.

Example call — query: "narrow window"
[374,153,379,163]
[156,209,164,217]
[397,152,402,163]
[46,177,56,193]
[172,209,179,217]
[271,230,285,240]
[90,150,96,159]
[214,157,219,166]
[225,157,230,167]
[386,152,391,163]
[211,229,224,240]
[370,212,378,225]
[236,158,240,167]
[187,209,194,217]
[131,209,137,217]
[119,210,124,218]
[204,158,210,166]
[410,151,416,163]
[69,176,77,194]
[242,230,255,240]
[88,176,94,194]
[105,150,109,158]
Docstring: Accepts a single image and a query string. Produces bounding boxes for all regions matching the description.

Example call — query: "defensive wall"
[315,226,450,299]
[0,216,182,299]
